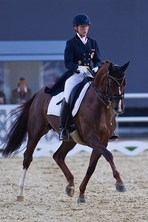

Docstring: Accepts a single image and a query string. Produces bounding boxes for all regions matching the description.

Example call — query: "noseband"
[106,72,126,101]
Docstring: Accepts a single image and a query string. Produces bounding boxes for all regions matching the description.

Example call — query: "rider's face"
[76,25,89,37]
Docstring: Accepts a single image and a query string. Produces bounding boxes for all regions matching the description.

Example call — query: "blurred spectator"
[0,80,6,104]
[11,77,32,104]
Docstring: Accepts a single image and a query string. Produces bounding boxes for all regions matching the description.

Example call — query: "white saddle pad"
[47,82,91,117]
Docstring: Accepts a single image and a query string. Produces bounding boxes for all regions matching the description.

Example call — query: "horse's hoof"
[65,185,75,197]
[77,197,86,203]
[116,184,126,192]
[17,195,25,201]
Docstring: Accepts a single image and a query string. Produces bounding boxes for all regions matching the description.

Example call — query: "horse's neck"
[88,83,112,114]
[94,62,110,89]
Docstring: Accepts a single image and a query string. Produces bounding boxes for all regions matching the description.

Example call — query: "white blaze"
[118,87,122,112]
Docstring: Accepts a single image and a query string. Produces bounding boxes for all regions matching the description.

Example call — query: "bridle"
[105,71,126,101]
[87,70,126,109]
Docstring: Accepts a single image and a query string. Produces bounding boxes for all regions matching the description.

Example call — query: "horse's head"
[106,61,129,113]
[93,61,129,114]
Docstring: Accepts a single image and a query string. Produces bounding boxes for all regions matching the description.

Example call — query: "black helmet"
[73,13,91,26]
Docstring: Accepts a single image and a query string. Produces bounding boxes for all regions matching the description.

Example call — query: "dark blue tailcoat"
[45,35,101,96]
[65,35,101,73]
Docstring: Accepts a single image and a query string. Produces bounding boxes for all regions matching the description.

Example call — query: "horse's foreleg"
[53,141,76,197]
[87,136,126,194]
[101,148,126,192]
[78,150,101,203]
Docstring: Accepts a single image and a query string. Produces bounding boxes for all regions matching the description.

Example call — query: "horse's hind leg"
[53,141,76,197]
[78,150,101,203]
[17,138,42,201]
[17,128,48,201]
[17,168,27,201]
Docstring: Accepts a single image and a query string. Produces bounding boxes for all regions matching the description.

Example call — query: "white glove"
[92,67,98,73]
[77,66,88,74]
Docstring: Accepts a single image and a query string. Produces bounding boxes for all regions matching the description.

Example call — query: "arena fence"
[0,93,148,157]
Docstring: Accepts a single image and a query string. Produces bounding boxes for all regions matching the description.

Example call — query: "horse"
[2,61,129,203]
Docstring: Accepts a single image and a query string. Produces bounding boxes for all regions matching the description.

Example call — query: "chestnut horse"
[2,61,129,203]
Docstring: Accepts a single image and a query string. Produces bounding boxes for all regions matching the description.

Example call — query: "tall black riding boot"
[59,99,70,141]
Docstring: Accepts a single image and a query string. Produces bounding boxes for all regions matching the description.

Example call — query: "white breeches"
[64,71,93,103]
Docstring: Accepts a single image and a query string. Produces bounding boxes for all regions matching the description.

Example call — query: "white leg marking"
[17,169,27,201]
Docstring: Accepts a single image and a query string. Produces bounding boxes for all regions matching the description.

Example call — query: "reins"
[91,83,112,108]
[85,68,126,109]
[83,69,111,108]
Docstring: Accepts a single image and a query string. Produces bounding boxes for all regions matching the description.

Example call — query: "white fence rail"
[117,93,148,123]
[125,93,148,98]
[117,116,148,122]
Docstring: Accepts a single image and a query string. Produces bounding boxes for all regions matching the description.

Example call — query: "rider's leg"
[59,73,84,140]
[59,99,70,141]
[59,73,87,140]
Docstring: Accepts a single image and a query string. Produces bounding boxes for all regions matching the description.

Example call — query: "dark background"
[0,0,148,105]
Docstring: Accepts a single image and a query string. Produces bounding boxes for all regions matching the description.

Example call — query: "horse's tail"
[2,93,37,157]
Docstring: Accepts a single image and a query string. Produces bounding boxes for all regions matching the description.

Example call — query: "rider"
[59,13,102,140]
[59,13,119,141]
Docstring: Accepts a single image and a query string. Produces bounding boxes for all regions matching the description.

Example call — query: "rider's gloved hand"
[92,67,98,73]
[77,66,88,74]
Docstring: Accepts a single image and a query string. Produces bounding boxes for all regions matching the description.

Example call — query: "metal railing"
[117,93,148,123]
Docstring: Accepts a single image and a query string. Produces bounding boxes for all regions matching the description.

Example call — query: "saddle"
[68,77,93,111]
[47,77,93,117]
[47,77,93,143]
[67,77,93,139]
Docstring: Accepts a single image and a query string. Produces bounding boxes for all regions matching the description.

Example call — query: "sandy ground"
[0,151,148,222]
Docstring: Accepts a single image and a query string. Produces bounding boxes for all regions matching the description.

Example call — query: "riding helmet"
[73,13,91,26]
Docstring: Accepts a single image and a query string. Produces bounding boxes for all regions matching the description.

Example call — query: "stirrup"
[59,128,69,141]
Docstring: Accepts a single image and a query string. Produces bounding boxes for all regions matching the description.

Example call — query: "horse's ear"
[109,63,113,73]
[120,61,130,72]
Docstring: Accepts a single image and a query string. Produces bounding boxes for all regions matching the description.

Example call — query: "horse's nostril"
[113,105,123,114]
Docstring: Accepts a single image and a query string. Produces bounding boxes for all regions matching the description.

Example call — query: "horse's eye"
[109,83,115,88]
[109,84,113,88]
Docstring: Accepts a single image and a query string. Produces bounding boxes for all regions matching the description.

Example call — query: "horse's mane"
[94,61,111,87]
[98,61,111,74]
